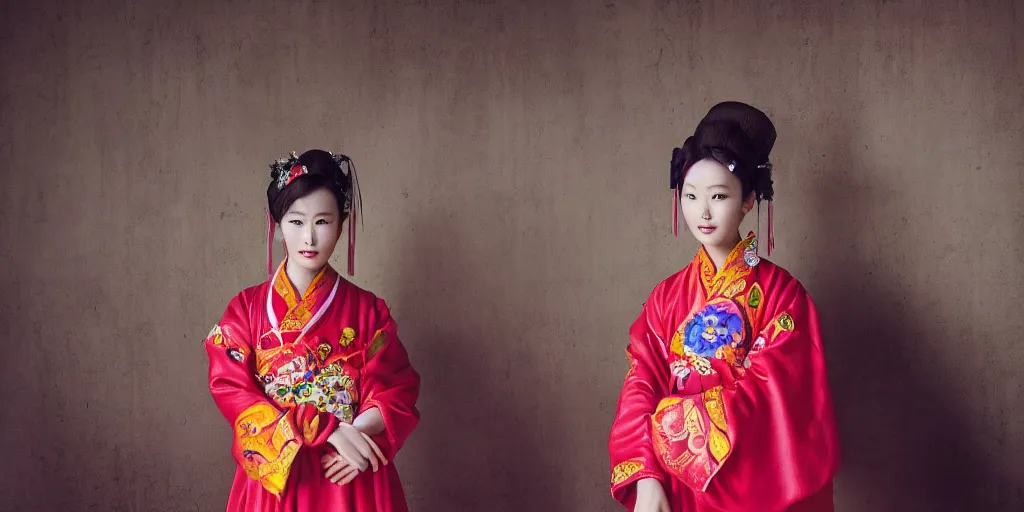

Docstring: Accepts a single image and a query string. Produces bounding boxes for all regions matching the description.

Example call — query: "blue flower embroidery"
[682,303,745,358]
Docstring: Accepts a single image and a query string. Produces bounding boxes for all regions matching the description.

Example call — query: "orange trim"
[273,264,337,332]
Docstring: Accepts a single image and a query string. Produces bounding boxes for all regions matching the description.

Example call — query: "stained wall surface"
[1,0,1022,510]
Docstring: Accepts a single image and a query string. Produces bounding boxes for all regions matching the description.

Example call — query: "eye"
[712,193,728,200]
[315,219,330,225]
[684,193,697,200]
[289,220,303,226]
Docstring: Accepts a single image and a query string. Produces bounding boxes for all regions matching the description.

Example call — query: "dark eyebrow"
[682,183,731,189]
[284,211,335,217]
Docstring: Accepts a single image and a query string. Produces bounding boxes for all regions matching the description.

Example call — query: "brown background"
[1,0,1022,511]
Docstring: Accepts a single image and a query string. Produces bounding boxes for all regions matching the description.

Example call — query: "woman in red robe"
[204,149,420,511]
[608,103,840,512]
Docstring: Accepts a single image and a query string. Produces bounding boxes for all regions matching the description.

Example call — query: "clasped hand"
[321,422,387,485]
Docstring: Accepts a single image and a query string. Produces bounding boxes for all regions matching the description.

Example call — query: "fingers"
[324,462,345,481]
[364,441,379,473]
[322,456,349,480]
[330,444,366,472]
[337,424,373,471]
[330,464,359,485]
[328,425,389,474]
[338,465,361,485]
[321,452,344,468]
[351,434,375,463]
[341,448,370,472]
[362,432,388,467]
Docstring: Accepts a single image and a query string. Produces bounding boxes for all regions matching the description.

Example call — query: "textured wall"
[1,0,1022,510]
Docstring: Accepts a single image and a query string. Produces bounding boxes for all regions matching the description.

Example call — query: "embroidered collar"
[695,232,758,297]
[266,260,340,340]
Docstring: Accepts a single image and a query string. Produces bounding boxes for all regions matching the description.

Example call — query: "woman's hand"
[321,452,360,485]
[326,422,387,473]
[634,478,671,512]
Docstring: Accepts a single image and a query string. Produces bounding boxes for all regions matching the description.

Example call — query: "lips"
[698,226,717,234]
[298,250,319,259]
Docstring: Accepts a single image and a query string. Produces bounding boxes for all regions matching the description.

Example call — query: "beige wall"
[2,0,1022,510]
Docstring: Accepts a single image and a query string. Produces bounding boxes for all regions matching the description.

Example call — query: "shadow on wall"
[808,113,1016,511]
[392,208,568,512]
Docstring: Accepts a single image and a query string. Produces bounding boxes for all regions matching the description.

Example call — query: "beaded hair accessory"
[270,152,308,190]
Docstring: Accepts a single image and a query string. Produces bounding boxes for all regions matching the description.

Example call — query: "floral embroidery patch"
[261,346,360,423]
[682,301,745,358]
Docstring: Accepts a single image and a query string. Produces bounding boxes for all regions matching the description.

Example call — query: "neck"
[704,231,743,270]
[284,258,322,296]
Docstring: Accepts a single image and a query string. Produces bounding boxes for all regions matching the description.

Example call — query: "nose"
[702,202,711,220]
[304,225,317,247]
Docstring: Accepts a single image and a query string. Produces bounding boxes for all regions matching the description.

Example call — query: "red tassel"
[672,187,679,237]
[266,210,275,279]
[756,201,762,256]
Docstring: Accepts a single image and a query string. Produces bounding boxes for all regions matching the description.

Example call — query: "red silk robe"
[609,235,839,511]
[205,262,420,511]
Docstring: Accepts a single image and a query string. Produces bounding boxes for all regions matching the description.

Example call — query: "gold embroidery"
[316,343,332,362]
[747,284,762,308]
[670,329,685,356]
[340,327,356,347]
[698,234,757,299]
[683,398,702,437]
[255,341,286,377]
[698,249,716,295]
[207,325,225,347]
[710,265,751,298]
[302,414,320,444]
[717,344,739,365]
[273,274,300,311]
[703,388,728,431]
[709,425,730,463]
[234,403,301,497]
[277,266,330,332]
[366,329,388,360]
[611,460,644,485]
[721,278,747,299]
[777,313,794,331]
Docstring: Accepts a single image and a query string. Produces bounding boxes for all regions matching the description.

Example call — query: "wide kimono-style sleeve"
[204,291,340,498]
[608,284,672,508]
[700,278,840,510]
[357,298,421,461]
